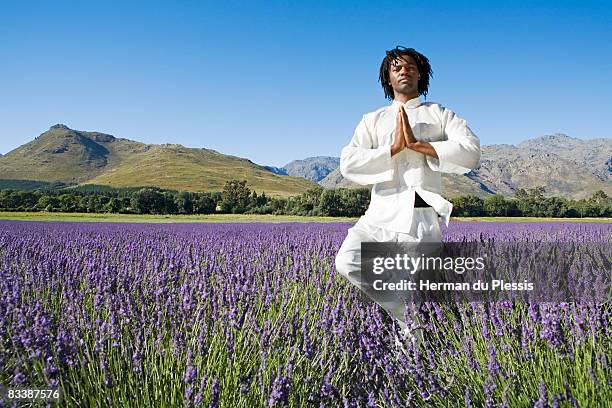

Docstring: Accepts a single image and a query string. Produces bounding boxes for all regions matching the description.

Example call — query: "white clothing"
[336,96,480,328]
[339,96,481,233]
[334,207,442,324]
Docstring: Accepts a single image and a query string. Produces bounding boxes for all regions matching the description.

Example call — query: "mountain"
[319,168,492,198]
[2,126,609,199]
[517,134,610,182]
[282,156,340,182]
[263,166,288,176]
[0,125,317,196]
[0,124,148,183]
[84,144,316,195]
[318,134,611,199]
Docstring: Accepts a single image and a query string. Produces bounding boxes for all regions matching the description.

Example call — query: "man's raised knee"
[334,252,348,277]
[334,251,358,280]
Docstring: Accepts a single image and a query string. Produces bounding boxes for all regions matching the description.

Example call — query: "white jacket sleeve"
[339,115,395,185]
[426,106,481,174]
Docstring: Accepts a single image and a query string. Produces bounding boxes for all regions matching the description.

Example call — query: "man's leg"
[395,208,443,345]
[334,222,368,289]
[335,219,409,329]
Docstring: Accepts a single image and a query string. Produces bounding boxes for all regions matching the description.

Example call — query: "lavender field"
[0,220,610,407]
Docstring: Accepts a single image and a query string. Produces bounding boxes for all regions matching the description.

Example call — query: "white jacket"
[340,96,481,233]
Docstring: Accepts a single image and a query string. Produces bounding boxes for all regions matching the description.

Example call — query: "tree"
[175,191,194,214]
[286,187,323,215]
[1,190,38,210]
[246,191,273,214]
[98,195,111,209]
[104,197,122,213]
[131,188,166,214]
[58,194,78,212]
[483,195,510,216]
[193,192,216,214]
[78,195,98,213]
[220,180,251,213]
[451,195,484,217]
[340,188,370,217]
[517,197,534,217]
[36,195,59,211]
[505,199,521,216]
[589,190,610,206]
[514,188,528,200]
[318,189,342,216]
[119,197,133,213]
[162,192,178,214]
[543,197,568,217]
[528,186,546,199]
[267,197,288,215]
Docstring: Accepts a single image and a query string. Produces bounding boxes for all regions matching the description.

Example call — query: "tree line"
[0,181,610,218]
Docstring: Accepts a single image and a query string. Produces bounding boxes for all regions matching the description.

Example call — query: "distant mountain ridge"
[315,133,611,199]
[0,124,317,196]
[263,166,288,176]
[1,126,609,199]
[517,134,610,182]
[282,156,340,182]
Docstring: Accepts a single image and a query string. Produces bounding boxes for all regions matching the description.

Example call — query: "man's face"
[388,54,419,97]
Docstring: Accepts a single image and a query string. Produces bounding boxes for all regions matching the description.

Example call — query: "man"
[334,46,481,334]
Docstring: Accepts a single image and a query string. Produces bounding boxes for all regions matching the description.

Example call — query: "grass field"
[0,211,358,223]
[0,211,610,223]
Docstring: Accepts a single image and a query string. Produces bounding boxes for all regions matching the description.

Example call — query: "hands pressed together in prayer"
[390,106,439,159]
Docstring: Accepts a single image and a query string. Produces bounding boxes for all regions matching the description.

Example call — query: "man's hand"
[390,106,406,156]
[399,105,439,159]
[399,106,418,145]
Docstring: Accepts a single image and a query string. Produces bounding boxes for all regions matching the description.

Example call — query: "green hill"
[85,144,316,196]
[0,125,317,196]
[0,124,148,183]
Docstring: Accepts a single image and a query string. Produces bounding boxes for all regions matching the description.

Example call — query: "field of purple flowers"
[0,220,610,407]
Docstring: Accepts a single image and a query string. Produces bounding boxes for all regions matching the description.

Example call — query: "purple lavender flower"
[484,380,496,408]
[1,219,610,407]
[486,345,501,376]
[464,389,473,407]
[209,378,220,408]
[194,376,207,407]
[534,380,548,408]
[268,370,291,407]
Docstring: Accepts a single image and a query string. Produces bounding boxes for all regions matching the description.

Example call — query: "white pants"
[334,208,442,327]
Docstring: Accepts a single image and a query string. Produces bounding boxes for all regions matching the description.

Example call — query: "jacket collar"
[391,95,421,110]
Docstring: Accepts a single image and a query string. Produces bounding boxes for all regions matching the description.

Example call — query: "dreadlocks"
[378,46,433,100]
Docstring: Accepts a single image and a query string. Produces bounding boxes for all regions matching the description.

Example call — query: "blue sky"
[1,1,610,167]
